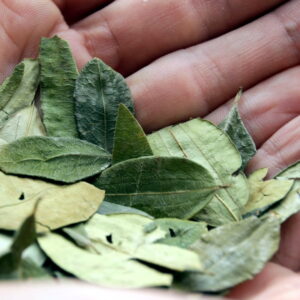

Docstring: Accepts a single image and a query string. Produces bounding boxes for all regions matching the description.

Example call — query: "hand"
[0,0,299,299]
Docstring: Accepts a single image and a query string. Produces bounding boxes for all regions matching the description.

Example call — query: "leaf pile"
[0,36,299,294]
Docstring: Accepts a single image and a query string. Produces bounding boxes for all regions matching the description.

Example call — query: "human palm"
[0,0,299,298]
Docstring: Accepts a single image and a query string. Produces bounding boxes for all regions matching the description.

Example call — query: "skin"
[0,0,299,298]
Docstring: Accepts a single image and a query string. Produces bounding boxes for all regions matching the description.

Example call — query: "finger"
[0,0,65,81]
[71,0,285,73]
[206,67,300,147]
[247,116,300,177]
[0,281,217,300]
[273,212,300,271]
[127,0,300,132]
[205,66,300,176]
[229,263,300,299]
[53,0,112,24]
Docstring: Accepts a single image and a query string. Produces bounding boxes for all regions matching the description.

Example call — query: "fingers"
[229,263,300,299]
[71,0,285,73]
[53,0,112,24]
[247,116,300,176]
[273,212,300,271]
[0,281,217,300]
[0,0,65,81]
[128,0,300,132]
[206,66,300,176]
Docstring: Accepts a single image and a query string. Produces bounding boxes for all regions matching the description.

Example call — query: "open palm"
[0,0,300,298]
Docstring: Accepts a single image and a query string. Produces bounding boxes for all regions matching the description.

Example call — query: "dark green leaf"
[74,58,134,152]
[219,90,256,169]
[94,156,221,219]
[98,201,153,218]
[173,216,280,292]
[148,118,249,225]
[0,136,111,183]
[40,36,78,137]
[112,104,153,164]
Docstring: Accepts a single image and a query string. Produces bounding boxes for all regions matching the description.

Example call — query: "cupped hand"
[0,0,299,299]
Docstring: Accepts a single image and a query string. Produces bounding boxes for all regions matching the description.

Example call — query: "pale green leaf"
[0,136,111,183]
[268,161,300,222]
[112,104,153,164]
[174,216,280,292]
[40,36,78,137]
[83,214,203,272]
[0,59,40,128]
[243,168,293,216]
[98,201,153,218]
[0,105,45,142]
[0,171,105,232]
[94,156,221,219]
[74,58,134,152]
[145,218,208,248]
[148,118,249,225]
[38,232,172,288]
[276,161,300,180]
[219,90,256,169]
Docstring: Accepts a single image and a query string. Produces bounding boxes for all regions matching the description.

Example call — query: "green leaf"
[148,118,249,225]
[112,104,153,164]
[40,36,78,137]
[0,59,40,128]
[268,161,300,222]
[74,58,134,152]
[145,218,207,249]
[98,201,153,218]
[0,171,105,232]
[94,156,221,219]
[0,105,45,142]
[174,216,280,292]
[0,136,111,183]
[242,168,293,216]
[38,232,172,288]
[83,214,203,272]
[219,90,256,169]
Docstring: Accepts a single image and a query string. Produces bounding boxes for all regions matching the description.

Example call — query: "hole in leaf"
[106,234,113,244]
[169,228,176,238]
[232,170,240,177]
[18,193,25,200]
